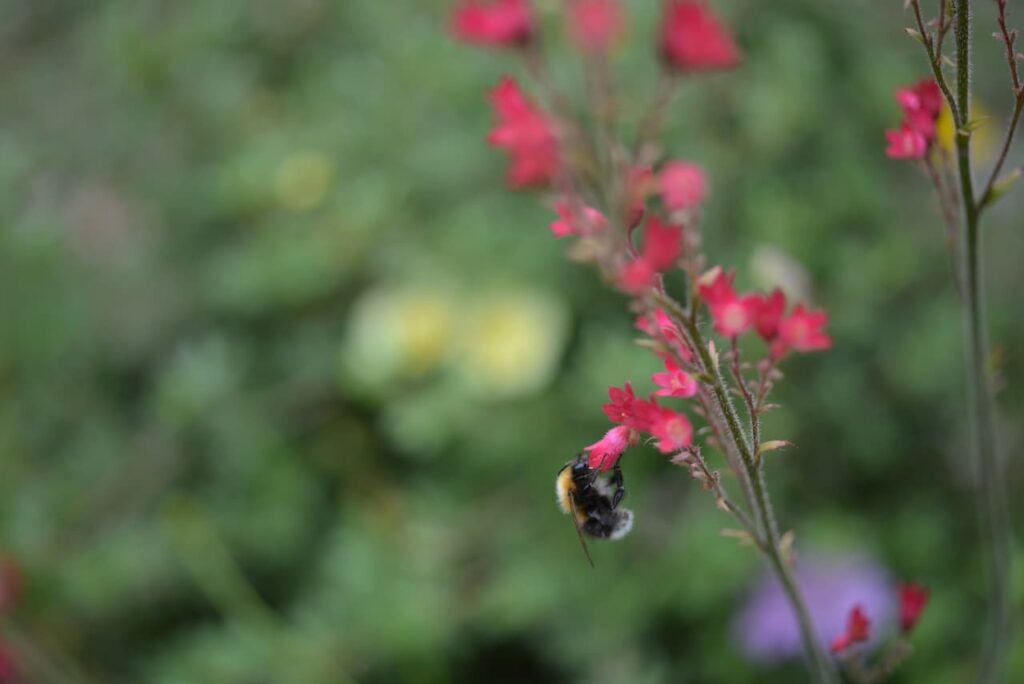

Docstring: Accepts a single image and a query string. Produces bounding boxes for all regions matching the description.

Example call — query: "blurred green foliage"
[0,1,1022,682]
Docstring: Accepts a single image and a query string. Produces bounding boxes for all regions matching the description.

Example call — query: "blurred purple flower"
[734,554,896,662]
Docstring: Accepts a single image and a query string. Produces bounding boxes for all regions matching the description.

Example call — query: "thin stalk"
[949,2,1013,681]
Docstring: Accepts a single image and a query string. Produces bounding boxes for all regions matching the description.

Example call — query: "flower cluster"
[455,2,843,679]
[884,79,942,160]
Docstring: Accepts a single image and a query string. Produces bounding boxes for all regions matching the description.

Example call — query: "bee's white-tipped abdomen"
[609,508,634,540]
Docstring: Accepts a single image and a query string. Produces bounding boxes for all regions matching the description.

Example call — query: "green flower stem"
[950,2,1014,681]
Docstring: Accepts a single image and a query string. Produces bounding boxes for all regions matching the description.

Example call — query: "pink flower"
[831,605,871,653]
[452,0,535,47]
[699,270,755,337]
[568,0,624,53]
[642,216,684,270]
[747,288,786,341]
[660,0,741,72]
[550,201,607,238]
[652,358,698,398]
[584,425,634,471]
[658,161,708,211]
[648,406,694,453]
[896,79,943,140]
[775,304,831,356]
[899,582,929,634]
[603,382,656,431]
[617,216,684,293]
[885,123,927,160]
[637,308,692,361]
[487,77,560,187]
[618,259,657,294]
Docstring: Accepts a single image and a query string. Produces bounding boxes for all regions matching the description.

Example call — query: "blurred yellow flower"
[935,100,996,162]
[274,151,336,212]
[459,290,568,398]
[342,287,456,390]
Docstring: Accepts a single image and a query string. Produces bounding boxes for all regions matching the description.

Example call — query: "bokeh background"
[1,1,1023,682]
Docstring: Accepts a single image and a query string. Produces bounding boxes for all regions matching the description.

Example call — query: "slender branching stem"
[653,291,839,684]
[979,92,1024,208]
[948,2,1014,680]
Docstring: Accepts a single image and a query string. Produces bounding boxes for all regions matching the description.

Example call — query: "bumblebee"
[556,454,634,566]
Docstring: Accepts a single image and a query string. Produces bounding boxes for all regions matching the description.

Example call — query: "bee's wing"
[567,491,595,569]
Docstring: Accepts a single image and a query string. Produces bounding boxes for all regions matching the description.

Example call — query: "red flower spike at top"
[776,304,832,355]
[660,0,741,72]
[568,0,624,53]
[699,269,755,337]
[747,288,786,341]
[487,77,560,188]
[899,582,930,634]
[550,201,607,238]
[452,0,535,47]
[831,604,871,654]
[584,425,634,471]
[652,357,698,398]
[648,406,694,453]
[659,161,708,212]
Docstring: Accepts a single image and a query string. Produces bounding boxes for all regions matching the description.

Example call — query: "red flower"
[617,216,684,293]
[568,0,624,53]
[648,406,694,453]
[831,605,871,653]
[658,161,708,211]
[487,77,560,187]
[698,269,755,337]
[885,123,927,160]
[660,0,741,72]
[896,79,942,140]
[652,358,698,398]
[584,425,634,471]
[603,382,656,431]
[452,0,535,47]
[550,201,607,238]
[775,304,831,356]
[899,582,929,634]
[637,309,693,362]
[618,259,657,294]
[747,288,786,341]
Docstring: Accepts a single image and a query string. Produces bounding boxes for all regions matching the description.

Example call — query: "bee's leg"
[610,465,626,509]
